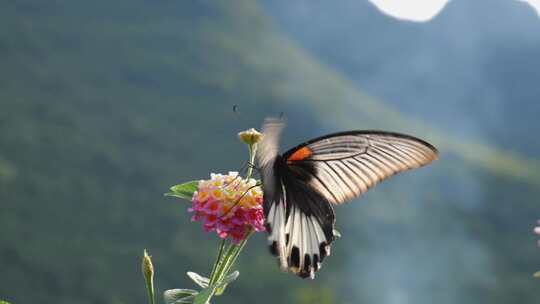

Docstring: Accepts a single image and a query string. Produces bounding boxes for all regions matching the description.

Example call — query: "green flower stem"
[208,241,234,286]
[145,280,155,304]
[196,243,236,303]
[208,239,226,285]
[213,244,237,282]
[218,231,253,281]
[203,217,254,302]
[246,143,257,180]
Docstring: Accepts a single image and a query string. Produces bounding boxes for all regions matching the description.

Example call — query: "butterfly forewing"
[283,131,438,205]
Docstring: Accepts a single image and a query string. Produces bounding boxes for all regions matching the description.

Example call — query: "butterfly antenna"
[238,161,250,177]
[221,170,245,189]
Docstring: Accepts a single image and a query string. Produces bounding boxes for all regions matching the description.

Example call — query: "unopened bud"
[142,249,154,279]
[142,249,155,304]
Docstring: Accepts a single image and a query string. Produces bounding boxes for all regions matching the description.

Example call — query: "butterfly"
[256,118,438,279]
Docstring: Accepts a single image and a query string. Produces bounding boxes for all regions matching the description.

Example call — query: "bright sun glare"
[521,0,540,15]
[369,0,540,22]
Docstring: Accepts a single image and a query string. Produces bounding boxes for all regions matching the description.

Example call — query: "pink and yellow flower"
[189,172,265,244]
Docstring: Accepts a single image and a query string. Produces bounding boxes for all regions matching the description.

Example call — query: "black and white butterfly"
[256,118,438,279]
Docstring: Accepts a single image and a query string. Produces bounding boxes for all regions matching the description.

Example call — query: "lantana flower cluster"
[189,172,265,244]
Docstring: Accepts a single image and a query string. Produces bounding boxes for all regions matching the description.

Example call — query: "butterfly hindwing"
[264,156,335,279]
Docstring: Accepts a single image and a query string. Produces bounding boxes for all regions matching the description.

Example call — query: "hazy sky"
[369,0,540,21]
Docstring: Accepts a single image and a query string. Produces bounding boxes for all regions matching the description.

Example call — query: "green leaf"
[190,272,239,304]
[174,296,196,304]
[165,181,199,200]
[214,271,239,296]
[164,289,198,304]
[534,271,540,278]
[0,301,12,304]
[219,270,239,285]
[187,271,209,288]
[193,287,214,304]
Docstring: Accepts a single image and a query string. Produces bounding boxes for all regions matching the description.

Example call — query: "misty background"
[1,0,540,303]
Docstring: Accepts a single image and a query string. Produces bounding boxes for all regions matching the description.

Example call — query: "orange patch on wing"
[287,146,312,164]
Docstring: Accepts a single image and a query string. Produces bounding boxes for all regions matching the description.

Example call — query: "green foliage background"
[1,1,539,303]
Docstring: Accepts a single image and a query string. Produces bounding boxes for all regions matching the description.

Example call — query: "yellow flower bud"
[238,128,263,145]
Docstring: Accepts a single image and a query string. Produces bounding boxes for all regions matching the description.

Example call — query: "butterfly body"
[257,119,438,279]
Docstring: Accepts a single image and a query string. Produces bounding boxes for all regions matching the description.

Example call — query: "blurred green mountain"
[1,1,539,304]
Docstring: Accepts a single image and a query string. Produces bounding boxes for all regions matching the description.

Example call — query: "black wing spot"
[269,241,278,256]
[290,246,300,268]
[319,242,328,261]
[303,254,312,273]
[299,271,311,279]
[313,254,320,271]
